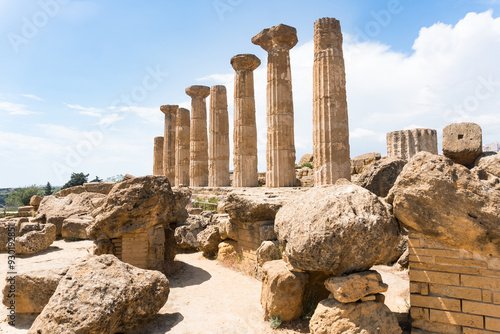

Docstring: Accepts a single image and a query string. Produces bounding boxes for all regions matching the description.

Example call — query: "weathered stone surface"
[0,220,16,252]
[153,136,164,176]
[217,240,238,262]
[256,240,281,267]
[33,192,105,236]
[259,223,277,241]
[19,222,43,236]
[313,18,350,186]
[209,85,230,187]
[252,24,297,187]
[17,205,34,217]
[16,223,56,255]
[175,107,190,187]
[309,298,402,334]
[160,105,178,182]
[28,254,169,334]
[188,207,203,215]
[174,214,209,250]
[351,152,381,175]
[89,176,175,239]
[2,265,67,313]
[474,152,499,177]
[388,152,500,257]
[55,185,85,197]
[214,214,237,240]
[231,54,260,187]
[172,187,191,225]
[82,182,115,195]
[186,85,211,187]
[443,122,482,167]
[352,157,406,197]
[324,271,388,303]
[275,183,402,273]
[298,153,314,166]
[197,225,221,258]
[62,216,91,240]
[30,195,42,209]
[387,128,438,161]
[260,260,308,321]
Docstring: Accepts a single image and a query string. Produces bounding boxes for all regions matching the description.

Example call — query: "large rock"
[275,182,402,273]
[172,187,191,224]
[352,158,406,197]
[217,240,238,262]
[82,182,115,195]
[260,260,309,321]
[0,220,17,252]
[214,214,238,240]
[351,152,381,175]
[33,192,105,236]
[474,152,500,178]
[15,223,56,255]
[442,122,482,167]
[256,241,281,267]
[298,153,314,166]
[30,195,42,210]
[197,225,222,258]
[62,216,92,240]
[54,185,86,197]
[88,175,175,239]
[174,214,210,250]
[28,254,169,334]
[309,298,401,334]
[388,152,500,257]
[324,271,388,303]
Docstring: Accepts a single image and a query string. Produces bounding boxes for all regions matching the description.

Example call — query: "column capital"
[314,17,343,54]
[160,105,178,115]
[231,54,261,71]
[185,85,210,98]
[251,24,298,52]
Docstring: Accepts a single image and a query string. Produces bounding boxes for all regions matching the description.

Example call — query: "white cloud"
[21,94,44,101]
[0,101,37,115]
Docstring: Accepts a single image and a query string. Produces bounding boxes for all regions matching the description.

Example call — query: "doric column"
[175,108,190,186]
[231,54,261,187]
[153,136,164,176]
[313,17,351,186]
[252,24,297,187]
[387,128,438,161]
[160,105,178,182]
[186,85,210,187]
[209,85,230,187]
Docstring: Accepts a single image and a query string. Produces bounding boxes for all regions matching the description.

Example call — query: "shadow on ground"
[128,312,184,334]
[167,260,212,288]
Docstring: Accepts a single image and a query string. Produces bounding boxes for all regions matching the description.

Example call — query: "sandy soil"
[0,241,410,334]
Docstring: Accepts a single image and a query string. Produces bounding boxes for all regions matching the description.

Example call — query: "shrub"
[301,162,314,169]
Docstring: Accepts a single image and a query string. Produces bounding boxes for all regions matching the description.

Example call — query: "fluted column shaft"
[313,17,351,186]
[175,108,190,186]
[252,24,298,188]
[153,136,164,176]
[209,85,230,187]
[387,128,438,160]
[160,105,178,183]
[186,86,210,187]
[231,54,260,187]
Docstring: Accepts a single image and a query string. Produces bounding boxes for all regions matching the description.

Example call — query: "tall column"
[160,105,178,182]
[153,136,164,176]
[252,24,297,188]
[313,17,351,186]
[186,85,210,187]
[175,108,190,186]
[387,128,438,161]
[231,54,261,187]
[209,85,230,187]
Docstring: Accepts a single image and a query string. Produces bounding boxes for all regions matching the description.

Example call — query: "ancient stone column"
[313,17,351,186]
[153,136,164,176]
[386,128,438,161]
[175,108,190,186]
[252,24,297,188]
[186,85,210,187]
[231,54,261,187]
[160,105,178,182]
[208,85,230,187]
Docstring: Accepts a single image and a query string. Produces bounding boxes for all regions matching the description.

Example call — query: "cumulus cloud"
[0,101,37,115]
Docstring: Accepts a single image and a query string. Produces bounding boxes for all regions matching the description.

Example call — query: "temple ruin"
[153,136,164,176]
[160,105,178,182]
[208,85,230,187]
[387,128,438,160]
[175,107,191,187]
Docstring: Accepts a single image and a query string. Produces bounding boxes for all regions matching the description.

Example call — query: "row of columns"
[153,17,350,187]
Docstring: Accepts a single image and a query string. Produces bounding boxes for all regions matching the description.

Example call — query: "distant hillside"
[484,142,500,153]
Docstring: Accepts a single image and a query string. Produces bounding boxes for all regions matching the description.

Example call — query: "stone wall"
[409,232,500,333]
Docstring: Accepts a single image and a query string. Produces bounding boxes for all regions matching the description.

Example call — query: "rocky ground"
[0,240,410,334]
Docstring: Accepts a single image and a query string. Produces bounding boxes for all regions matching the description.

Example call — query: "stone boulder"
[54,185,86,197]
[352,157,406,197]
[324,271,388,303]
[442,122,482,167]
[174,214,210,250]
[197,225,221,258]
[188,207,203,215]
[30,195,42,210]
[28,254,169,334]
[0,220,17,252]
[351,152,381,175]
[256,241,281,267]
[217,240,238,262]
[309,298,401,334]
[33,192,105,236]
[388,152,500,257]
[214,214,237,240]
[62,216,92,240]
[298,153,314,166]
[275,182,402,274]
[474,152,500,178]
[88,175,175,239]
[15,223,56,255]
[82,182,115,195]
[261,260,309,322]
[19,222,43,236]
[171,187,191,224]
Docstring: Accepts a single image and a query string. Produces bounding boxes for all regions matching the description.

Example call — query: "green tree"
[105,174,124,183]
[90,176,103,183]
[5,185,43,207]
[61,173,89,189]
[44,182,53,196]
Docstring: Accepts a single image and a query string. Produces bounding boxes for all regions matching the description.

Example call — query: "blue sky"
[1,0,500,187]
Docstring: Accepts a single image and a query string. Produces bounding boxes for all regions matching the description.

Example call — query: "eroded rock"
[352,157,406,197]
[324,271,388,303]
[15,223,56,255]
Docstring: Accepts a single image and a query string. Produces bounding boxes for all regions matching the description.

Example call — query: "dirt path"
[0,241,410,333]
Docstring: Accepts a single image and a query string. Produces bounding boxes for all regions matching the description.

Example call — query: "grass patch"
[269,316,282,329]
